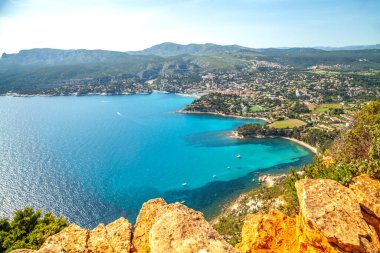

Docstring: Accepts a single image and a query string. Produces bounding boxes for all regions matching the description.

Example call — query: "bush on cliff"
[303,100,380,184]
[0,207,68,252]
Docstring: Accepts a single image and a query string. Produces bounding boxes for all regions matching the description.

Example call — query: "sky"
[0,0,379,53]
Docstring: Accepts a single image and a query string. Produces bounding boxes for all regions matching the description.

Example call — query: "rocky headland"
[12,174,380,253]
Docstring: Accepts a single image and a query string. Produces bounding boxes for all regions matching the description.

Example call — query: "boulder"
[149,203,237,253]
[236,209,299,252]
[38,224,89,252]
[236,209,337,253]
[132,198,167,252]
[350,175,380,237]
[296,178,380,253]
[36,218,132,253]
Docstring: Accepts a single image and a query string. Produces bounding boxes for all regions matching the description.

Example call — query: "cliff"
[12,175,380,253]
[236,175,380,253]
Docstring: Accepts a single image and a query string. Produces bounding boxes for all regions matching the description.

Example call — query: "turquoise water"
[0,93,312,226]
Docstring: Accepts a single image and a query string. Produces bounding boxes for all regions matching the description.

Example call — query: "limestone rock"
[38,224,89,252]
[350,175,380,237]
[236,209,337,253]
[236,209,299,252]
[87,224,111,252]
[10,250,37,253]
[36,218,132,253]
[106,217,132,253]
[296,178,380,253]
[132,198,167,253]
[149,203,238,253]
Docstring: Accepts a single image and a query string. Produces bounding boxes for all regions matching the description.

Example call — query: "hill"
[1,43,380,95]
[128,42,256,57]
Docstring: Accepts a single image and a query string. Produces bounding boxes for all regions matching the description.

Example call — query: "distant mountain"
[315,44,380,51]
[1,43,379,94]
[1,48,144,66]
[128,42,256,57]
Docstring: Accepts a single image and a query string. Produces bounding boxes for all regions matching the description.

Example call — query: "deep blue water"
[0,93,313,227]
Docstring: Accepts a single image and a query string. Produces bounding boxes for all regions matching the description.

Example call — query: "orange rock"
[149,203,238,253]
[38,224,89,252]
[236,209,337,253]
[35,218,132,253]
[132,198,167,253]
[106,217,132,253]
[236,209,299,253]
[296,178,380,253]
[350,174,380,238]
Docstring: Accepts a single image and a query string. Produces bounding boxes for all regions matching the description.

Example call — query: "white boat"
[236,154,241,158]
[181,182,187,187]
[212,174,217,178]
[116,112,122,116]
[180,200,186,204]
[227,166,231,169]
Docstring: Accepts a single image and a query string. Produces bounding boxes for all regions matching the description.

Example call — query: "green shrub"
[0,207,68,252]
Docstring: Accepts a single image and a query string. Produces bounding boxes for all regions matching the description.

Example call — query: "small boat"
[252,179,255,182]
[181,182,187,187]
[227,166,231,169]
[212,174,217,178]
[180,200,186,204]
[116,112,122,116]
[236,154,241,159]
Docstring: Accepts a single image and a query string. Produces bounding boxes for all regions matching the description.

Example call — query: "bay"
[0,93,312,226]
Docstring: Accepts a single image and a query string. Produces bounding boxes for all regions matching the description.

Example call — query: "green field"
[312,70,341,75]
[314,103,345,113]
[269,119,307,129]
[250,105,264,112]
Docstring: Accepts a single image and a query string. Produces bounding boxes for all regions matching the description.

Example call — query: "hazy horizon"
[2,41,380,55]
[0,0,379,54]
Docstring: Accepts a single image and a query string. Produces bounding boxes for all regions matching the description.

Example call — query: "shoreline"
[280,137,317,154]
[1,92,152,97]
[177,109,270,122]
[231,131,317,154]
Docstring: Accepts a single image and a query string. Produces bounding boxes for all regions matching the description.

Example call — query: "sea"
[0,93,313,227]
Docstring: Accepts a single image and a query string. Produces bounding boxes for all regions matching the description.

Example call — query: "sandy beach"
[281,137,317,154]
[231,131,318,154]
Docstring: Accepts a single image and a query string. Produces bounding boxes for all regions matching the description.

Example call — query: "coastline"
[231,131,317,154]
[1,92,152,97]
[177,109,270,122]
[280,137,317,154]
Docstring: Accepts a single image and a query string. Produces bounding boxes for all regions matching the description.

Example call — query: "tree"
[0,207,68,252]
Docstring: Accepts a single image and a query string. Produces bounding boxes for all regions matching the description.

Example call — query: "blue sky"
[0,0,379,53]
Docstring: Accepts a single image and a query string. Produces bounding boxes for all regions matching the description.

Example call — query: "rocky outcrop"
[236,209,337,253]
[296,178,380,253]
[16,217,132,253]
[11,175,380,253]
[12,200,234,253]
[350,175,380,238]
[132,198,167,252]
[237,176,380,253]
[236,209,299,252]
[132,199,237,253]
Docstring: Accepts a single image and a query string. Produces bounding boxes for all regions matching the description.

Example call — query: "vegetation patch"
[249,105,264,112]
[269,119,307,129]
[314,103,345,114]
[0,207,68,252]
